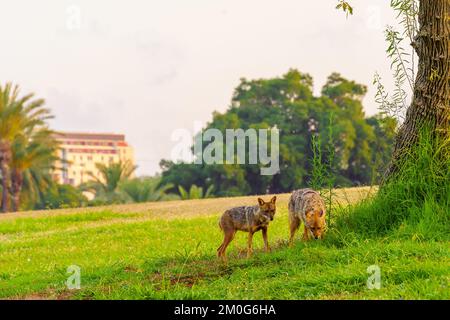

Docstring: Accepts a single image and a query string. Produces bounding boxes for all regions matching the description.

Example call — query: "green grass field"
[0,186,448,300]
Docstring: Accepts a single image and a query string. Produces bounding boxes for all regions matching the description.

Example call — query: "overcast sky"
[0,0,401,175]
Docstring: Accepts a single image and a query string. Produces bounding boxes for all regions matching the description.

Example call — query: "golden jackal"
[217,196,277,262]
[288,189,326,244]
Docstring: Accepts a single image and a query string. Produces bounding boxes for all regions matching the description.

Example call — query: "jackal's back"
[219,205,260,232]
[289,188,325,221]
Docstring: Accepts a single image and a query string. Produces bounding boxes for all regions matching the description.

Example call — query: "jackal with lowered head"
[288,188,326,244]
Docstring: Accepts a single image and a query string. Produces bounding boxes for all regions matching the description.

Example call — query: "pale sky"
[0,0,401,175]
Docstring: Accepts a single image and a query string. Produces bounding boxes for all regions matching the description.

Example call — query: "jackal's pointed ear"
[257,198,265,206]
[270,196,277,204]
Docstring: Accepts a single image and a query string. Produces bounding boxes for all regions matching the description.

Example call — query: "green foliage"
[310,133,325,191]
[0,189,447,299]
[0,83,54,212]
[161,70,396,197]
[36,184,88,210]
[309,113,338,227]
[334,129,450,239]
[159,160,217,195]
[373,73,405,122]
[373,0,418,123]
[120,176,179,203]
[10,127,60,210]
[336,1,353,17]
[357,1,448,242]
[80,161,136,204]
[178,184,214,200]
[365,115,397,183]
[390,0,419,43]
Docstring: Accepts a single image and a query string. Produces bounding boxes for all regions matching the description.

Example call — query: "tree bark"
[0,140,11,213]
[11,168,23,212]
[0,162,9,212]
[385,0,450,180]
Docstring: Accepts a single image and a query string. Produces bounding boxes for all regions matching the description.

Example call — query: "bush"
[334,129,450,240]
[36,184,88,209]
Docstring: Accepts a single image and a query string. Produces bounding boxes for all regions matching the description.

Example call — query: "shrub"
[334,129,450,240]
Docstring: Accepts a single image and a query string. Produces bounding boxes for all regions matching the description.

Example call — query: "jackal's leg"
[302,226,310,241]
[247,232,254,258]
[289,216,300,246]
[262,227,270,252]
[218,229,235,262]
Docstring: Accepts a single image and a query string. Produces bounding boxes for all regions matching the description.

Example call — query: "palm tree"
[178,184,214,200]
[10,128,59,211]
[0,83,52,212]
[81,160,137,203]
[120,177,178,203]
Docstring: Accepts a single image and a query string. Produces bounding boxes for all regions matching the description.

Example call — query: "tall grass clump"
[334,128,450,240]
[310,113,337,227]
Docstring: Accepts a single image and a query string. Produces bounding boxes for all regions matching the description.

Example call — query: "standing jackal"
[217,196,277,262]
[288,189,326,244]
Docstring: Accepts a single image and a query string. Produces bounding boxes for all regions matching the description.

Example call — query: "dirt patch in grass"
[16,289,76,300]
[149,259,235,290]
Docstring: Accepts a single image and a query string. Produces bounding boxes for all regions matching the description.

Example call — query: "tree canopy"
[161,70,397,197]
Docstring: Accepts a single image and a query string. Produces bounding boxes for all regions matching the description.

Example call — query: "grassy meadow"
[0,186,448,300]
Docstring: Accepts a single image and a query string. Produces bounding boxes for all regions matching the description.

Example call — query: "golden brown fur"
[217,196,276,262]
[288,189,326,244]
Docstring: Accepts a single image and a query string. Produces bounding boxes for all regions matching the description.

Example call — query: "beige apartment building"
[53,132,135,186]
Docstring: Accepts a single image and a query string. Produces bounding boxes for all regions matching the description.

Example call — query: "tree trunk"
[0,140,12,213]
[0,162,9,212]
[11,168,23,212]
[385,0,450,179]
